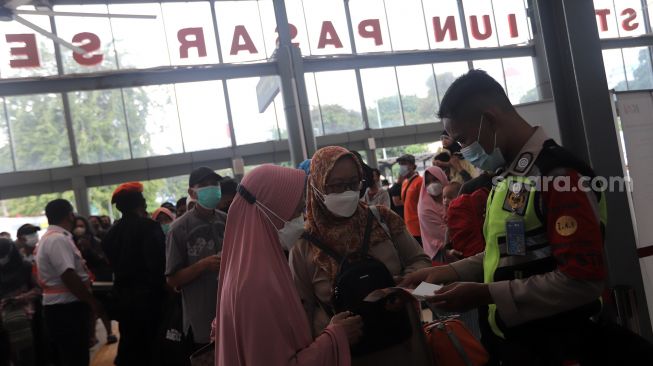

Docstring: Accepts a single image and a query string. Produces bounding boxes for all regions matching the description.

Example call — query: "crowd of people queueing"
[3,70,653,366]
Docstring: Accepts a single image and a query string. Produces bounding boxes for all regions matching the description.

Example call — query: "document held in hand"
[364,282,443,302]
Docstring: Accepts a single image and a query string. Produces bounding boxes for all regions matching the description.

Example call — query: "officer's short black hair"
[45,199,74,225]
[438,69,514,122]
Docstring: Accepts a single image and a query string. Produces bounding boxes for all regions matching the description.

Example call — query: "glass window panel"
[623,47,653,90]
[6,94,72,170]
[361,67,403,129]
[396,64,438,125]
[472,59,506,91]
[612,0,645,37]
[53,4,117,74]
[305,73,325,137]
[433,61,470,104]
[492,0,531,46]
[229,77,284,145]
[123,85,184,158]
[302,0,352,55]
[602,48,628,90]
[0,191,75,219]
[384,0,429,51]
[422,0,465,49]
[349,0,392,53]
[282,0,313,55]
[503,57,539,104]
[313,70,364,134]
[593,0,620,39]
[462,0,499,48]
[0,8,58,78]
[108,3,169,69]
[69,89,131,164]
[161,2,220,66]
[257,0,277,56]
[175,81,232,152]
[215,1,268,63]
[0,99,13,173]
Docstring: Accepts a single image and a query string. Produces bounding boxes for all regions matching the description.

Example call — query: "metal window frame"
[0,0,535,213]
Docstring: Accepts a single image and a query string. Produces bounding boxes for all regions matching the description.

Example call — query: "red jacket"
[447,188,489,258]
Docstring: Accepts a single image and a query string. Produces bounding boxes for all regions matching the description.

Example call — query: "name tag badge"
[506,215,526,256]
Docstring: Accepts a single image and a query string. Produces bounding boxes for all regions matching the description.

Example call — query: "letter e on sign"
[6,33,40,68]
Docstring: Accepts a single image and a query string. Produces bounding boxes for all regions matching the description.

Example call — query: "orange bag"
[424,317,489,366]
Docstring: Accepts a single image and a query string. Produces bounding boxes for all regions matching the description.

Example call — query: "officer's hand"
[427,282,492,312]
[201,255,221,272]
[398,266,458,289]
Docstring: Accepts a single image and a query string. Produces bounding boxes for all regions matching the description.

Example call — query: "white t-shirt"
[35,225,90,306]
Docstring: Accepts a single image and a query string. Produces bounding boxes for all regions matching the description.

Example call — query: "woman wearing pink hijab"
[417,166,450,260]
[215,164,362,366]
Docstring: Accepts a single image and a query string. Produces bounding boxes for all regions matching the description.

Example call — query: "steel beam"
[0,62,278,97]
[302,45,535,73]
[534,0,653,340]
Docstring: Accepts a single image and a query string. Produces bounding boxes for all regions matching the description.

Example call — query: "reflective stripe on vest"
[483,176,545,339]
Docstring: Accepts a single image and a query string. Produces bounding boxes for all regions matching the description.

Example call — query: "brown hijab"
[306,146,405,279]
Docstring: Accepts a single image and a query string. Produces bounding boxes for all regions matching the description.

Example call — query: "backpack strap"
[301,232,344,263]
[360,209,375,255]
[369,205,391,239]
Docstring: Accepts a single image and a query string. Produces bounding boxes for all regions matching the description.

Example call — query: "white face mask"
[313,185,360,218]
[24,233,39,247]
[255,201,305,251]
[72,227,86,237]
[399,165,409,177]
[278,216,305,251]
[427,182,443,197]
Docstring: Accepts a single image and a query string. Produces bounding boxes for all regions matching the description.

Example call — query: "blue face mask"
[461,115,506,172]
[195,185,222,210]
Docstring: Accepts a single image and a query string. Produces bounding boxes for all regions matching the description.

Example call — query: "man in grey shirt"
[166,167,227,349]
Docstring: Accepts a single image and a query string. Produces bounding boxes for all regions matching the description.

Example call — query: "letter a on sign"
[317,21,343,49]
[230,25,258,55]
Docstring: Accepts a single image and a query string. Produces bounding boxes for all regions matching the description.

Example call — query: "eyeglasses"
[324,181,363,194]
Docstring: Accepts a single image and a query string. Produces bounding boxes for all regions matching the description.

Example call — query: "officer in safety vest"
[400,70,607,365]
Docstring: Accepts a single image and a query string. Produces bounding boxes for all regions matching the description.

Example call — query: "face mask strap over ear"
[238,184,287,227]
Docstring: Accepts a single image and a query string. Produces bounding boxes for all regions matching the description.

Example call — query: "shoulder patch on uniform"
[514,152,533,174]
[555,215,578,236]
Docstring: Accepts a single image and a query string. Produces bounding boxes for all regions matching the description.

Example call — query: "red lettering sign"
[433,16,458,42]
[6,33,40,68]
[178,28,207,58]
[317,21,343,49]
[72,32,102,66]
[469,15,492,41]
[508,14,519,38]
[621,8,639,32]
[595,9,611,32]
[230,25,258,55]
[358,19,383,45]
[275,23,299,47]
